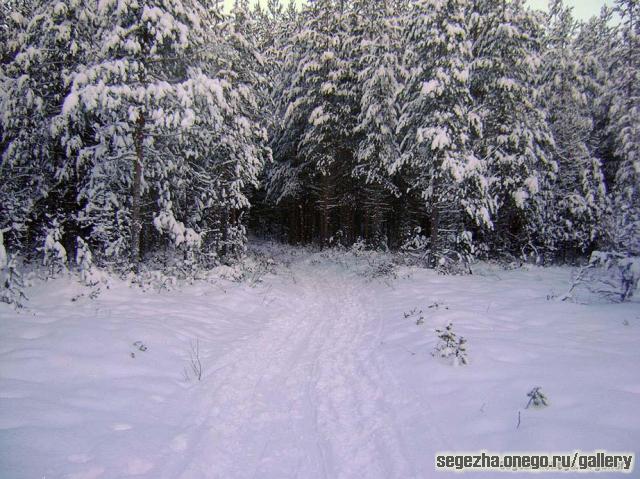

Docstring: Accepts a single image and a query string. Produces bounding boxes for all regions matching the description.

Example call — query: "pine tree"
[1,0,94,255]
[351,0,402,243]
[607,0,640,255]
[66,0,209,266]
[470,0,555,257]
[574,6,618,187]
[540,0,608,258]
[59,0,268,267]
[202,1,271,260]
[268,0,360,244]
[398,0,491,265]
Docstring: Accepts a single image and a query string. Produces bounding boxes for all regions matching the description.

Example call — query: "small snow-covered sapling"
[41,220,68,278]
[403,307,421,318]
[525,387,549,409]
[130,341,148,358]
[432,323,468,366]
[133,341,148,352]
[403,307,425,325]
[428,302,448,310]
[1,232,27,309]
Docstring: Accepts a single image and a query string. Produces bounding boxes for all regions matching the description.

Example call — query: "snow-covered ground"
[1,245,639,478]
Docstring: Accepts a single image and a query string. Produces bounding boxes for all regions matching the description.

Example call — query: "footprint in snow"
[126,458,154,475]
[67,454,92,464]
[112,423,132,431]
[19,328,48,340]
[170,434,188,452]
[66,466,105,479]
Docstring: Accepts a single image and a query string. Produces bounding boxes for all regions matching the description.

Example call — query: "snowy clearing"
[1,246,639,479]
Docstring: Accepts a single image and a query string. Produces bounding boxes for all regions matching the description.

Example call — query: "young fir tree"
[0,228,26,308]
[398,0,491,265]
[540,0,607,258]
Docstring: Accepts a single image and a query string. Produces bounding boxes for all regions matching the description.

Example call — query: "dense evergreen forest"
[1,0,638,274]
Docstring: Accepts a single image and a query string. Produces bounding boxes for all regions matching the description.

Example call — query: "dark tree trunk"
[320,174,330,244]
[131,113,145,268]
[429,205,440,268]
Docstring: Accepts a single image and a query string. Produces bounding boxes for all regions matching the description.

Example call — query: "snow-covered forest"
[1,0,640,478]
[1,0,639,275]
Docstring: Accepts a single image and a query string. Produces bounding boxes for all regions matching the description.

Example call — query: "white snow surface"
[1,244,639,478]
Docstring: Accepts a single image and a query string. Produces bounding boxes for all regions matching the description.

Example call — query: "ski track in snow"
[160,261,415,479]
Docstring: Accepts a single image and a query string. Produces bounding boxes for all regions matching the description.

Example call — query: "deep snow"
[1,245,639,478]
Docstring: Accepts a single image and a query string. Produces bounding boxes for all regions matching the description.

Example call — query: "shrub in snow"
[434,232,475,275]
[154,210,202,253]
[184,339,203,381]
[400,228,430,265]
[349,238,367,256]
[400,228,474,275]
[0,230,6,271]
[0,231,27,308]
[363,257,397,281]
[75,237,95,284]
[1,258,27,309]
[432,323,468,366]
[403,307,422,319]
[403,308,425,325]
[211,250,277,286]
[562,251,640,303]
[526,387,549,409]
[135,270,178,293]
[41,221,67,278]
[618,257,640,302]
[243,252,278,285]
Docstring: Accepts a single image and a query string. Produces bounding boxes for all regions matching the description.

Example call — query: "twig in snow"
[186,339,203,381]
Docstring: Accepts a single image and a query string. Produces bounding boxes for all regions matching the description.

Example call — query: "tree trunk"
[131,113,145,269]
[429,205,440,268]
[221,207,230,259]
[320,173,330,244]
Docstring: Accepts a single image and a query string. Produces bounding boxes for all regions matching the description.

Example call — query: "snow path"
[159,262,416,479]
